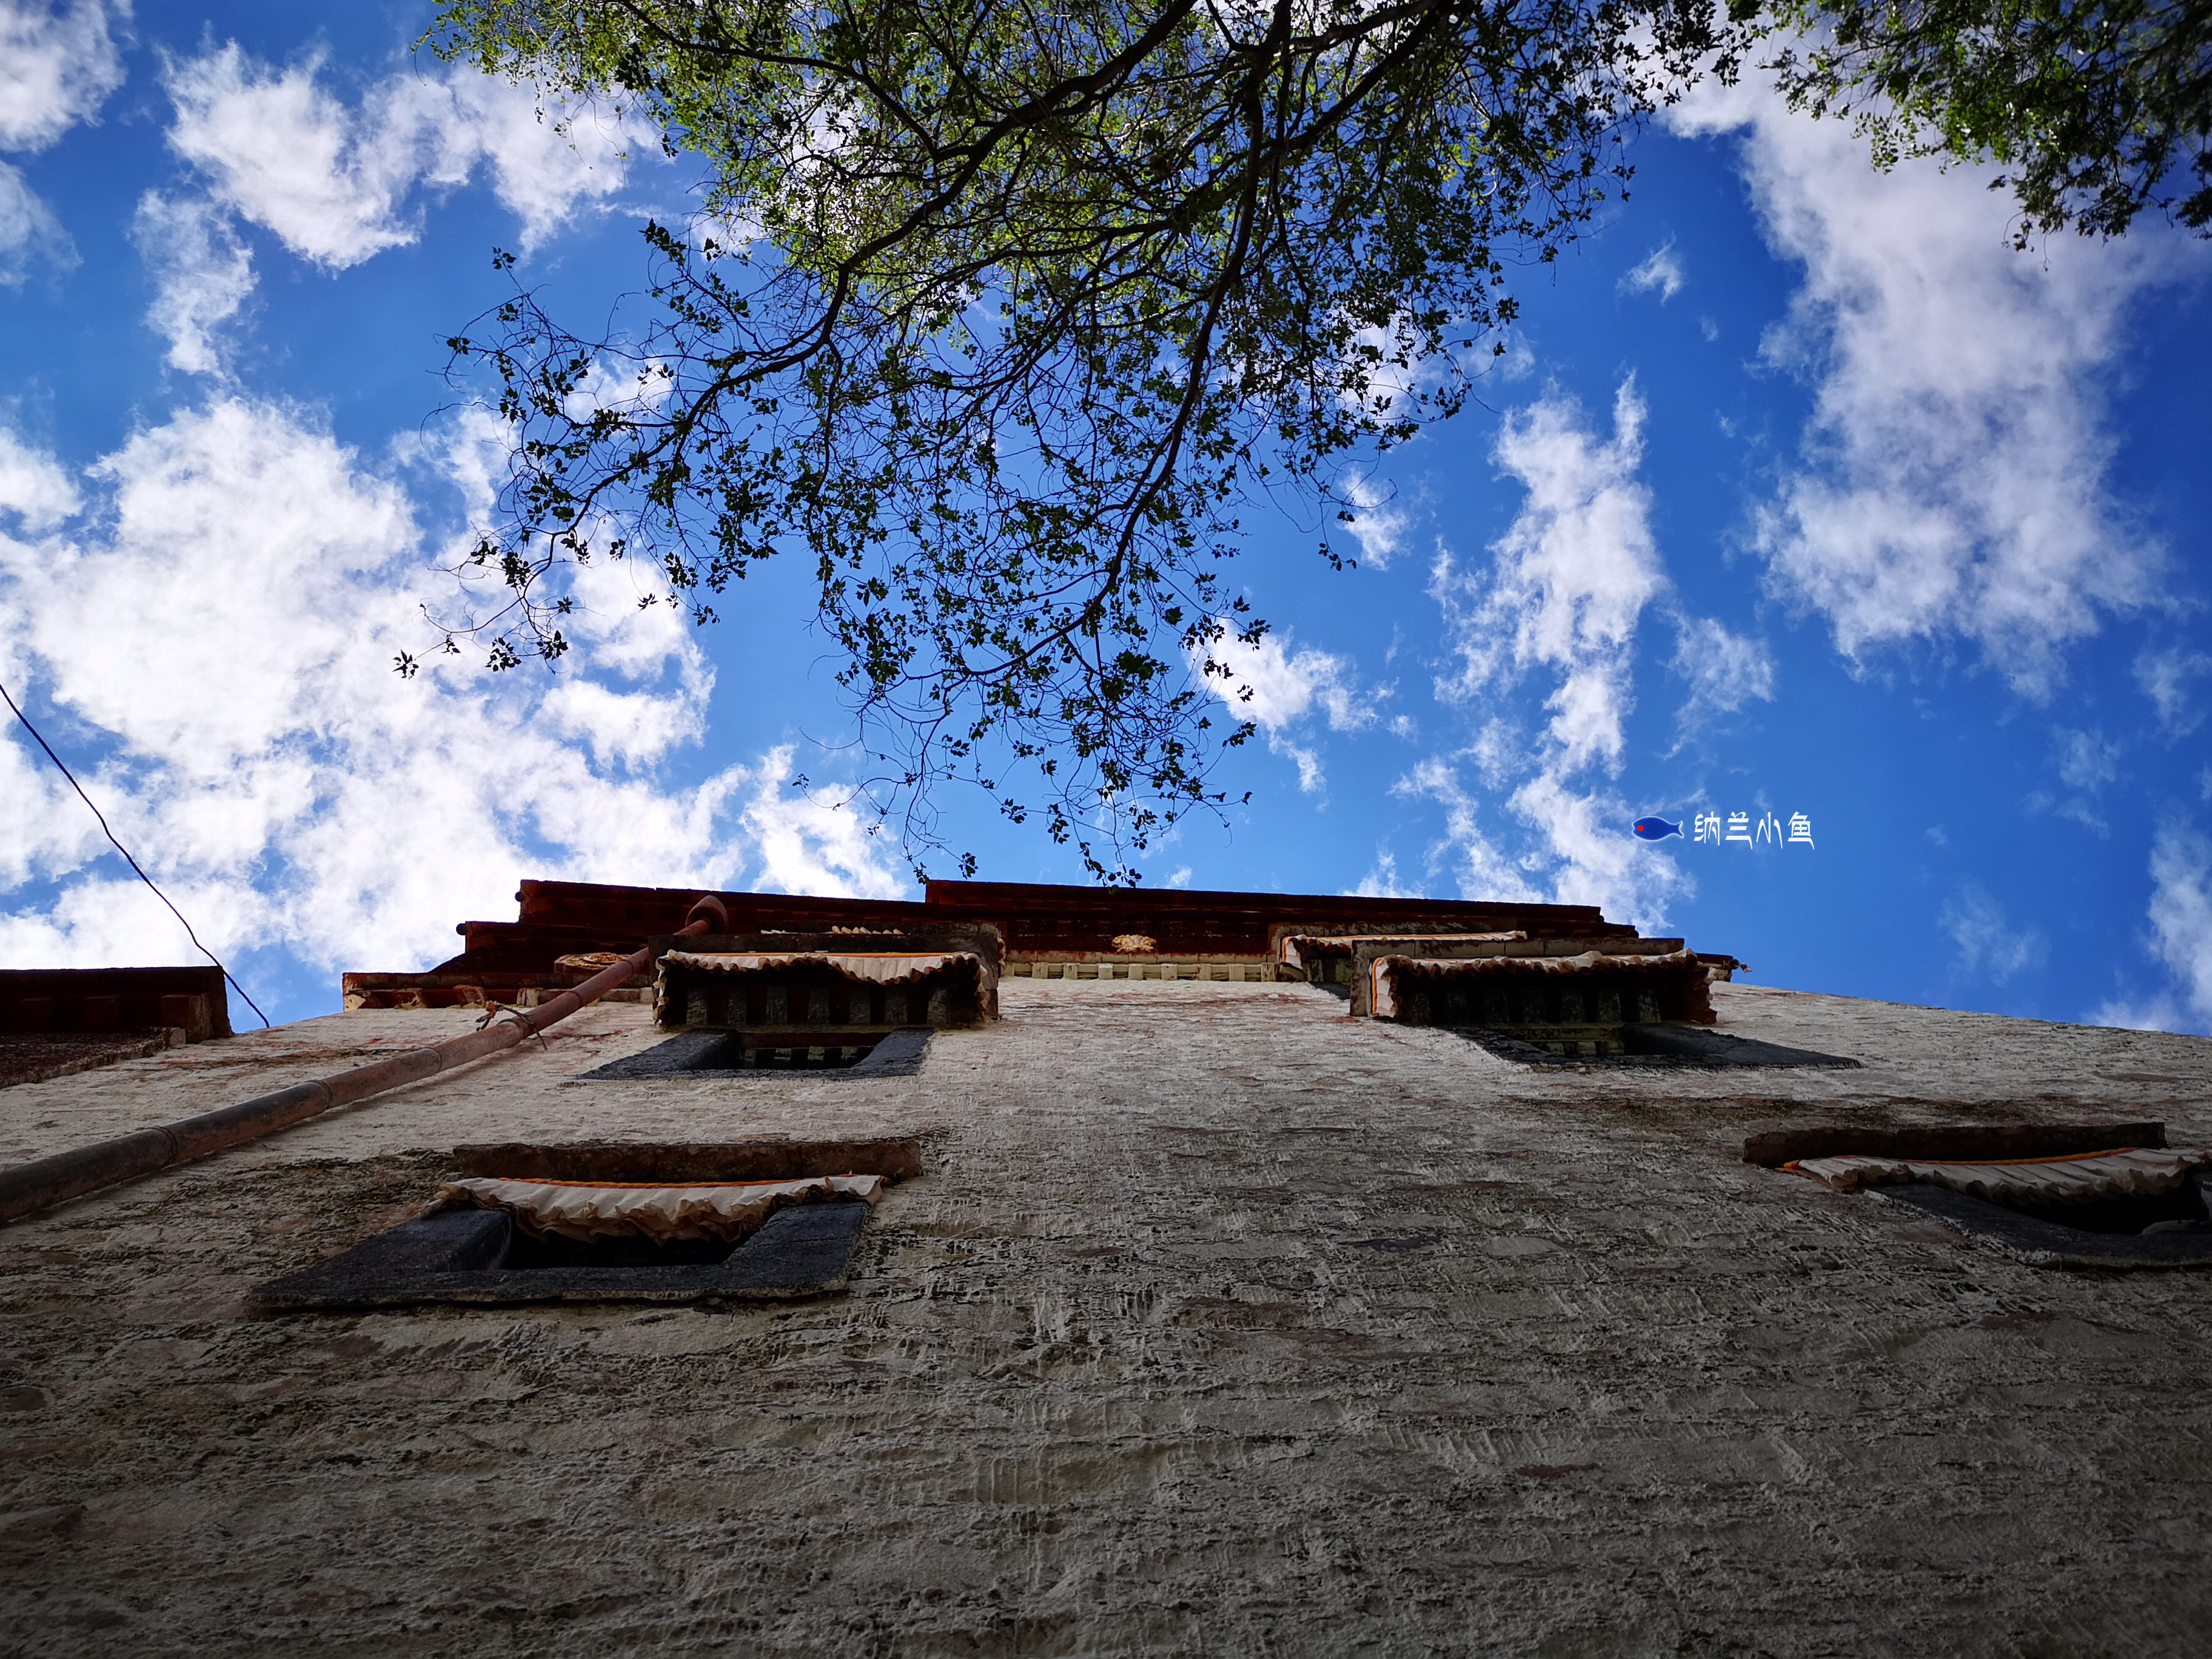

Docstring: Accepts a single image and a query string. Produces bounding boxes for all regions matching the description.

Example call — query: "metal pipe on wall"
[0,896,731,1228]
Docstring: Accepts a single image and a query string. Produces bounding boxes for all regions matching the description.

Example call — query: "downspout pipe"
[0,895,731,1228]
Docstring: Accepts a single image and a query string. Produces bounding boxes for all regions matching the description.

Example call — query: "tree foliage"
[432,0,1737,879]
[429,0,2204,882]
[1762,0,2212,241]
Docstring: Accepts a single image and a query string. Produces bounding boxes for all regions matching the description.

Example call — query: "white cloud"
[0,0,126,152]
[1350,848,1410,898]
[161,45,650,270]
[1669,614,1775,737]
[739,747,907,900]
[1668,85,2197,694]
[1339,474,1409,569]
[0,158,73,285]
[1336,311,1444,426]
[0,0,90,269]
[687,203,764,254]
[2053,727,2119,793]
[1619,241,1683,302]
[2137,647,2211,735]
[2025,725,2121,831]
[0,400,903,985]
[132,192,255,375]
[1198,625,1374,794]
[2094,823,2212,1034]
[1273,740,1323,793]
[561,355,673,424]
[1392,757,1683,927]
[163,46,420,269]
[1392,756,1539,903]
[538,665,699,768]
[451,73,645,247]
[0,425,78,529]
[1940,883,2045,984]
[1204,629,1367,732]
[1419,381,1687,929]
[1436,380,1664,774]
[1506,772,1683,925]
[1468,717,1524,788]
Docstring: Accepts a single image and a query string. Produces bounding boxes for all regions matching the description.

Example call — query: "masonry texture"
[4,977,2211,1656]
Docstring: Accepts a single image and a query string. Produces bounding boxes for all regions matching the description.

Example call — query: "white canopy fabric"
[1367,949,1701,1018]
[1794,1146,2212,1203]
[440,1173,886,1242]
[662,950,979,985]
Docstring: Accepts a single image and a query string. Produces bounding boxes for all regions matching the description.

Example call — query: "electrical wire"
[1,677,271,1029]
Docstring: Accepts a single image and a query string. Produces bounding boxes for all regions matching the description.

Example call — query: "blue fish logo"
[1631,816,1682,842]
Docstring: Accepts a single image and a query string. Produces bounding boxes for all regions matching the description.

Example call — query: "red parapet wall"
[0,966,230,1042]
[358,877,1656,999]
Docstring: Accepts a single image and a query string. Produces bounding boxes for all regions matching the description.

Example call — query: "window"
[1333,936,1858,1067]
[1751,1121,2212,1267]
[578,1025,933,1079]
[1457,1024,1858,1069]
[252,1138,919,1309]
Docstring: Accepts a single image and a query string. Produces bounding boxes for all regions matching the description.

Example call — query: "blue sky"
[2,0,2209,1034]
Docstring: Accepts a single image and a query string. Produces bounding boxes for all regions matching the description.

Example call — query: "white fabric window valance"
[1367,949,1700,1019]
[662,950,979,985]
[1792,1147,2211,1204]
[440,1173,885,1242]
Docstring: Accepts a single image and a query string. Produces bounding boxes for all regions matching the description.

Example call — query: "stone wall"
[3,980,2210,1654]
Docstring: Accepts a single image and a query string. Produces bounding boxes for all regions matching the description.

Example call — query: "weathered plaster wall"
[3,981,2211,1655]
